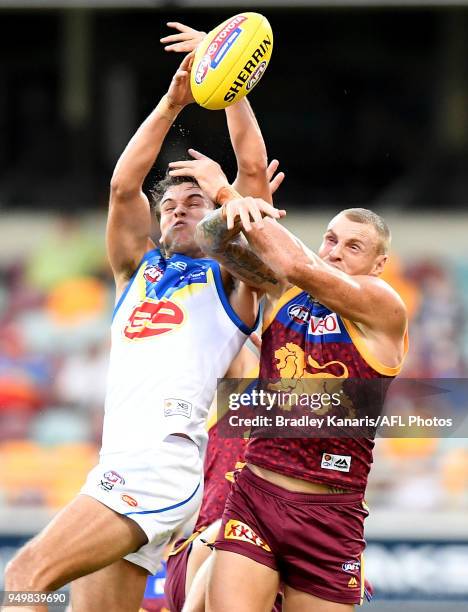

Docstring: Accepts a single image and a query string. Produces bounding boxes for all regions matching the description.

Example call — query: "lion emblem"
[268,343,353,415]
[274,343,349,379]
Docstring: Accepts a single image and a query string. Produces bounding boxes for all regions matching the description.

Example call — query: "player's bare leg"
[4,495,148,611]
[71,558,148,612]
[206,549,279,612]
[182,519,221,611]
[183,555,211,612]
[283,585,354,612]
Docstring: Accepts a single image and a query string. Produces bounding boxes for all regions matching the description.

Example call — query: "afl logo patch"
[288,304,311,325]
[342,560,361,574]
[246,60,267,91]
[144,264,164,283]
[195,55,210,84]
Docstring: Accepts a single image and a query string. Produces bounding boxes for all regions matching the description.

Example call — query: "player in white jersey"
[4,39,284,612]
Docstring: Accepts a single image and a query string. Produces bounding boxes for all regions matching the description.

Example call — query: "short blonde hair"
[340,208,391,255]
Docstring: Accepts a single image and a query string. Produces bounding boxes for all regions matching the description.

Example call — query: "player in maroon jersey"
[167,155,407,611]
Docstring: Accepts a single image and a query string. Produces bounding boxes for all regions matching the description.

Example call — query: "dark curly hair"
[149,173,201,222]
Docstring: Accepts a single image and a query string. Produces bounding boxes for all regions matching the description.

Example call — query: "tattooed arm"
[196,205,290,298]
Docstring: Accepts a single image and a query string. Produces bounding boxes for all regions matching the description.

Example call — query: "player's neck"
[164,245,206,260]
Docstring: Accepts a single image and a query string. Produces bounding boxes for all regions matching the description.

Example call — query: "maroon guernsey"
[245,286,407,492]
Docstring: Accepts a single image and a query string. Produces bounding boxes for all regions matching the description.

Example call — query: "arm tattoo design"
[198,209,278,288]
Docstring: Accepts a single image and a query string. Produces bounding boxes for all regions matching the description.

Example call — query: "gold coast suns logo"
[123,298,185,340]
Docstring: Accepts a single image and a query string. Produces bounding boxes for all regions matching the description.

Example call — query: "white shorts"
[80,435,203,574]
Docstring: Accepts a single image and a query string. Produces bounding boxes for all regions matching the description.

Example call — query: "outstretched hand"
[161,22,207,53]
[166,52,196,108]
[168,148,229,203]
[169,149,286,232]
[222,197,286,232]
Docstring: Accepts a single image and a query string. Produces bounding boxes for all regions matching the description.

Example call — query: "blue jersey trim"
[211,262,258,335]
[124,481,201,516]
[112,249,159,322]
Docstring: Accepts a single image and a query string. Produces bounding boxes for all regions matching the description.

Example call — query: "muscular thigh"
[5,495,148,594]
[284,586,354,612]
[207,550,279,612]
[71,558,148,612]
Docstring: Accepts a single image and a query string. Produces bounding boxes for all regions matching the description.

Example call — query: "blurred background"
[0,0,467,608]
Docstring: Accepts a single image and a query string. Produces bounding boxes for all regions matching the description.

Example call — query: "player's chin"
[168,236,200,257]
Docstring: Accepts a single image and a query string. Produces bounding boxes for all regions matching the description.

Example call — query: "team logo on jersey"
[342,560,361,574]
[121,494,138,507]
[144,263,164,283]
[224,519,271,551]
[124,298,185,340]
[309,312,342,336]
[164,398,192,418]
[321,452,351,472]
[274,343,349,379]
[287,304,311,325]
[348,577,359,588]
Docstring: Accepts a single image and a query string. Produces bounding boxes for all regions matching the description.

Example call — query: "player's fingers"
[178,52,195,71]
[166,22,193,33]
[259,201,282,219]
[160,33,190,43]
[250,332,262,350]
[188,148,210,160]
[269,171,285,195]
[168,168,195,178]
[226,206,235,231]
[239,204,252,233]
[172,72,188,86]
[163,43,186,53]
[266,159,279,181]
[168,160,195,169]
[248,201,263,226]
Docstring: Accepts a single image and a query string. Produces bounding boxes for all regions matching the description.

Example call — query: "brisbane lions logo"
[275,343,348,379]
[124,298,185,340]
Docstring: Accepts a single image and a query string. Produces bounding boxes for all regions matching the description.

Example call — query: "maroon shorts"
[165,529,283,612]
[214,467,369,605]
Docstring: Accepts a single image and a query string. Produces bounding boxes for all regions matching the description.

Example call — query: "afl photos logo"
[124,298,185,340]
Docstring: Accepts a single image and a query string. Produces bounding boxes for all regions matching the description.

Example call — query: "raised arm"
[160,21,272,202]
[107,53,194,293]
[226,99,271,202]
[197,206,286,297]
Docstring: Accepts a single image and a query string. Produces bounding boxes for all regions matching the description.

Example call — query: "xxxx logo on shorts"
[124,298,185,340]
[224,519,271,551]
